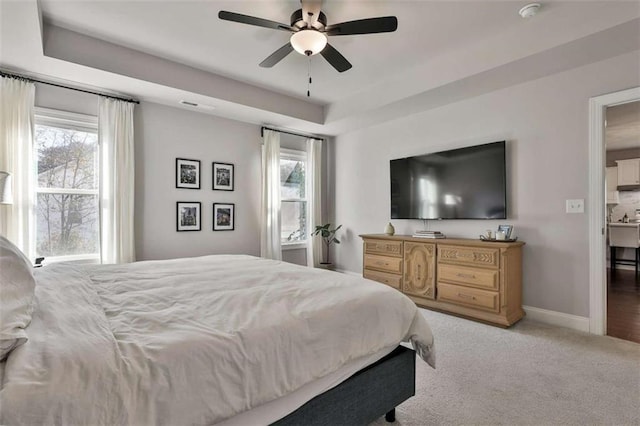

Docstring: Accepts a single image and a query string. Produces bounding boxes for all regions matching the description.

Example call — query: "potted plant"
[311,223,342,267]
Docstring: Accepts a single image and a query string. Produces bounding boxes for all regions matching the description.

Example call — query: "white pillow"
[0,236,35,360]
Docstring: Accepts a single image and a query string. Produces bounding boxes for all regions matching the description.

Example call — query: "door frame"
[588,86,640,335]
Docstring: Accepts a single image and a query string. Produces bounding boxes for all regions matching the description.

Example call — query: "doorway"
[588,87,640,339]
[604,101,640,344]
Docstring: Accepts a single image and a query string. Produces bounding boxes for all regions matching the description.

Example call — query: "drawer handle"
[375,260,389,266]
[458,293,476,301]
[457,273,476,280]
[417,264,421,281]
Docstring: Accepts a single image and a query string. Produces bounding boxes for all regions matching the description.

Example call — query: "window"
[34,108,100,261]
[280,149,307,247]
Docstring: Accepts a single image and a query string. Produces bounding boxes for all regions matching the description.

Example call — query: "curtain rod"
[261,126,324,141]
[0,71,140,105]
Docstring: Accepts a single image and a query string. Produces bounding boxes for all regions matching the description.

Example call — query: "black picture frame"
[213,203,235,231]
[212,162,234,191]
[177,202,201,231]
[176,158,201,189]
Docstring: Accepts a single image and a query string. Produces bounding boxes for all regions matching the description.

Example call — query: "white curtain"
[306,138,323,267]
[99,97,135,264]
[0,77,35,259]
[260,129,282,260]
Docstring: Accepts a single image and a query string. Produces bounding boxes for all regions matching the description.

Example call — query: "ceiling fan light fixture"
[290,30,327,56]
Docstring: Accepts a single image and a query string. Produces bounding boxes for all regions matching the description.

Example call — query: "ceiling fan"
[218,0,398,73]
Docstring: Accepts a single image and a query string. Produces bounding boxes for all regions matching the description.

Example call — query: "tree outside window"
[34,112,100,260]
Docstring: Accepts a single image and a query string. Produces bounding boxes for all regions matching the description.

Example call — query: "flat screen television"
[390,141,506,220]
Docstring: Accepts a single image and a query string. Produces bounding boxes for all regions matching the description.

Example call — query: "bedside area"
[361,234,525,327]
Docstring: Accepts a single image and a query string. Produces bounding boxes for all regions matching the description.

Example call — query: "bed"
[0,238,435,425]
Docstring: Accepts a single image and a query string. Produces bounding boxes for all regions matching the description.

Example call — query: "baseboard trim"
[523,305,590,333]
[334,268,361,277]
[340,269,591,333]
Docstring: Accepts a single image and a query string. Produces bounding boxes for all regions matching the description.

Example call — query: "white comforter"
[1,255,434,425]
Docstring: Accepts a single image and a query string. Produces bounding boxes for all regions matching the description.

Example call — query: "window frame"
[280,148,308,250]
[33,107,100,264]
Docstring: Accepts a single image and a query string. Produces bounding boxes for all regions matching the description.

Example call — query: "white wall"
[331,51,640,318]
[135,102,261,260]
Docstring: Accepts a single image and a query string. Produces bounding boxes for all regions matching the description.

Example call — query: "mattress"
[0,254,434,425]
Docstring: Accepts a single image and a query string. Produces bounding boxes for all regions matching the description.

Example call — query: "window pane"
[35,124,98,189]
[280,159,305,199]
[281,201,307,243]
[36,193,100,256]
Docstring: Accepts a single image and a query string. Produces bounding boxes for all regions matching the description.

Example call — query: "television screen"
[390,141,506,220]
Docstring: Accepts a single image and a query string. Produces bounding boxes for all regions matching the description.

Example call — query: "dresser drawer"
[437,282,499,312]
[364,269,402,289]
[437,245,499,269]
[438,264,499,291]
[364,254,403,274]
[364,239,403,257]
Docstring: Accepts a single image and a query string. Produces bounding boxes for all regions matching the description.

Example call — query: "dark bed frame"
[272,346,416,425]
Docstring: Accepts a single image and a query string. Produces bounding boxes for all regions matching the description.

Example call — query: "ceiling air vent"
[179,100,215,110]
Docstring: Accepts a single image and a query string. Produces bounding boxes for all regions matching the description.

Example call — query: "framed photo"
[213,162,234,191]
[213,203,234,231]
[497,224,513,239]
[176,158,200,189]
[177,202,201,231]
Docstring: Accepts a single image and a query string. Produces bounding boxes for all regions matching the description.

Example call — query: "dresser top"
[360,234,525,247]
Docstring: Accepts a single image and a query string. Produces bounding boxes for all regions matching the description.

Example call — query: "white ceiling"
[38,0,528,104]
[1,0,639,136]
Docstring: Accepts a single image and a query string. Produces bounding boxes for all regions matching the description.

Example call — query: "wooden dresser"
[361,234,525,327]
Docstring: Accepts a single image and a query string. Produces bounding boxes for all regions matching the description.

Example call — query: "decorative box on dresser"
[361,234,525,327]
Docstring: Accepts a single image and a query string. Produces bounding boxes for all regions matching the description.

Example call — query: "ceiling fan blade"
[320,43,352,73]
[325,16,398,36]
[218,11,293,32]
[259,43,295,68]
[301,0,322,27]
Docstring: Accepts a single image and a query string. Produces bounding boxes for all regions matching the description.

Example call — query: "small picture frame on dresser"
[497,225,513,239]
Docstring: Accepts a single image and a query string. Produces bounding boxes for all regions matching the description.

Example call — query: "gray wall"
[35,83,97,115]
[35,85,262,261]
[34,85,324,265]
[134,102,261,260]
[330,51,640,318]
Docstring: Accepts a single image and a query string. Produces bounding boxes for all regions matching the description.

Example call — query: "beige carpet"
[372,309,640,425]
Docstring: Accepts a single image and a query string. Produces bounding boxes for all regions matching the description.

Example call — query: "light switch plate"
[566,199,585,213]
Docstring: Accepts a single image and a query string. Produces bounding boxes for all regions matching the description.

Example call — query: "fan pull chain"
[307,56,312,97]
